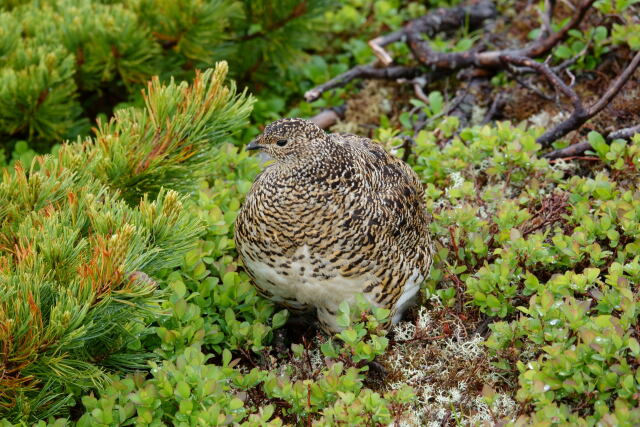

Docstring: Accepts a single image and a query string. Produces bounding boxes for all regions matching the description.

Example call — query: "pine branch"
[0,63,248,422]
[89,62,253,204]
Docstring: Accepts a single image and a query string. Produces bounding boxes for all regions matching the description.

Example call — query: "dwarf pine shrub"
[0,0,331,157]
[0,63,252,422]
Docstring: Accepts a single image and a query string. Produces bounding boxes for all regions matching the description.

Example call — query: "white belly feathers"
[243,245,421,331]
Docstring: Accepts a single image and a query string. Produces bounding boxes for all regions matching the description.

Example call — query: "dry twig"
[609,123,640,140]
[500,51,640,147]
[521,51,640,146]
[306,0,638,151]
[305,2,496,102]
[304,65,423,102]
[369,1,497,66]
[406,0,596,70]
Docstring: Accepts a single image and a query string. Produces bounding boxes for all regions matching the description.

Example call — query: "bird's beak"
[246,139,264,151]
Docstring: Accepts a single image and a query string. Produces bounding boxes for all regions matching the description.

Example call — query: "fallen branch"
[310,105,346,129]
[543,141,591,159]
[544,123,640,160]
[402,76,430,104]
[368,32,405,67]
[306,0,637,151]
[307,0,596,118]
[548,155,599,162]
[481,93,505,125]
[532,50,640,146]
[510,72,556,102]
[407,0,596,70]
[304,65,422,102]
[508,45,589,76]
[369,1,497,66]
[305,2,496,102]
[538,0,556,40]
[609,123,640,140]
[307,0,592,109]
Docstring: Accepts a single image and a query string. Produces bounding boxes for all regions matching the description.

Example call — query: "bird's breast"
[241,244,379,306]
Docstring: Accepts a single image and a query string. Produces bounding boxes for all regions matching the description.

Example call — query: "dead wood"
[369,1,497,66]
[544,123,640,160]
[502,50,640,147]
[481,93,506,125]
[304,65,424,102]
[609,123,640,140]
[305,2,496,102]
[406,0,595,70]
[306,0,638,151]
[310,105,346,129]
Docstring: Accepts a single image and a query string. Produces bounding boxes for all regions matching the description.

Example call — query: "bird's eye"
[276,139,288,147]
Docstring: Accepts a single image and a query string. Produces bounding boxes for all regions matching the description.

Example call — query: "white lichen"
[381,298,518,425]
[392,321,416,342]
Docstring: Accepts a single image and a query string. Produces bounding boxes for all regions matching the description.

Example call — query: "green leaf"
[428,91,444,116]
[229,398,244,410]
[175,381,191,399]
[588,131,609,158]
[339,300,350,315]
[170,279,187,299]
[272,310,289,329]
[222,348,232,366]
[338,328,358,344]
[555,44,573,59]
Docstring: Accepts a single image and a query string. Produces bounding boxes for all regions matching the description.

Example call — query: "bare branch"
[539,0,557,39]
[369,1,497,66]
[481,93,505,125]
[500,54,583,109]
[306,0,635,155]
[587,50,640,116]
[544,123,640,160]
[308,0,595,117]
[543,141,591,159]
[510,73,556,101]
[411,78,430,104]
[504,52,585,76]
[406,0,596,69]
[304,64,422,102]
[369,32,405,66]
[310,106,346,129]
[608,123,640,140]
[520,0,596,59]
[306,2,498,102]
[536,50,640,146]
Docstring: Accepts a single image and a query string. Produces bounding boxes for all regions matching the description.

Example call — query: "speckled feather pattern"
[234,118,433,332]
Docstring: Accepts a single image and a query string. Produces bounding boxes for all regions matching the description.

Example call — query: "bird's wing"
[334,133,425,198]
[332,133,431,266]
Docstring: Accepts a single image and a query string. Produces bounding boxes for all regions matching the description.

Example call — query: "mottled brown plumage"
[234,118,433,332]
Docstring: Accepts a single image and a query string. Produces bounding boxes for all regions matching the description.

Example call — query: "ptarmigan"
[234,118,433,333]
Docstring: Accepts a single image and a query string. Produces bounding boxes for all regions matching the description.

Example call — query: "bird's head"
[246,118,326,161]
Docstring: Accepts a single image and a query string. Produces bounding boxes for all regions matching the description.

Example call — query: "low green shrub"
[404,114,640,423]
[0,64,252,422]
[67,292,412,426]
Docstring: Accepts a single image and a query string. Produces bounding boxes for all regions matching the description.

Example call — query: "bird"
[234,118,433,333]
